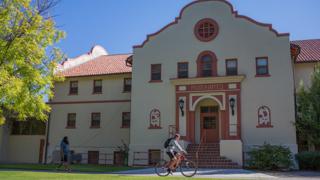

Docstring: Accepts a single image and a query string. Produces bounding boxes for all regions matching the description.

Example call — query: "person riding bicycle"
[166,133,187,172]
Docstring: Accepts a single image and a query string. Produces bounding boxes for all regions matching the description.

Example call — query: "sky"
[52,0,320,58]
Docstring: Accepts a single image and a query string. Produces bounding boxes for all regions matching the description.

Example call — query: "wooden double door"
[200,106,219,143]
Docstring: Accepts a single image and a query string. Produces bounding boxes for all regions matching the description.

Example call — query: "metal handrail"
[195,131,206,164]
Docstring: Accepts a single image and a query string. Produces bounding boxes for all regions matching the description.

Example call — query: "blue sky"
[53,0,320,58]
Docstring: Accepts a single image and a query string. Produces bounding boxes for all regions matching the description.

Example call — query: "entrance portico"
[171,75,245,165]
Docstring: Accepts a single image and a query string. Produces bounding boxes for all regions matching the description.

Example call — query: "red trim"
[255,57,270,77]
[148,80,163,83]
[225,58,238,76]
[133,0,289,49]
[196,51,218,77]
[48,99,130,105]
[256,124,273,128]
[66,113,76,129]
[39,139,45,163]
[194,18,219,42]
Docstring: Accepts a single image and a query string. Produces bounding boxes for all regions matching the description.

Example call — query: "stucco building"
[0,0,319,167]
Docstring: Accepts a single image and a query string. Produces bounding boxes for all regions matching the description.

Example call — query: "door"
[114,151,125,166]
[200,106,219,143]
[88,151,99,164]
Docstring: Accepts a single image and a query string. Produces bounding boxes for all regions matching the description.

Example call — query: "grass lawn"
[0,170,236,180]
[0,164,138,173]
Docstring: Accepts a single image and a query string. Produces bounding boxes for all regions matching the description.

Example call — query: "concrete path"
[112,168,320,179]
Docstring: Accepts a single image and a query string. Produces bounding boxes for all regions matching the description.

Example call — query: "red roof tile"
[291,39,320,63]
[58,54,132,77]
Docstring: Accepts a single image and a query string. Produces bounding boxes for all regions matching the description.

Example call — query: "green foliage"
[247,143,293,170]
[0,0,65,124]
[296,63,320,149]
[295,151,320,170]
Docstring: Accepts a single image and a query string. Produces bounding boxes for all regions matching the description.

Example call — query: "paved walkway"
[112,168,320,179]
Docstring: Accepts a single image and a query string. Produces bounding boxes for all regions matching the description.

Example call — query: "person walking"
[60,136,71,172]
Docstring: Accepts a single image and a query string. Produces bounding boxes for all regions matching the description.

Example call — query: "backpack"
[164,138,174,148]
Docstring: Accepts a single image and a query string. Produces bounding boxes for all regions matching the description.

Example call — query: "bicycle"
[154,152,197,177]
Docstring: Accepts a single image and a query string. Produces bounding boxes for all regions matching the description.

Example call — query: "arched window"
[197,51,217,77]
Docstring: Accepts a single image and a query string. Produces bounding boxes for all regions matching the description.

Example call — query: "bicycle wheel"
[180,160,197,177]
[154,160,170,177]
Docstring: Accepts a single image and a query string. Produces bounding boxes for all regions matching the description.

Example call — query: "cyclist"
[166,133,187,173]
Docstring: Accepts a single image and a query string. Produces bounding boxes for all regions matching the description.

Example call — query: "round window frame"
[194,18,219,42]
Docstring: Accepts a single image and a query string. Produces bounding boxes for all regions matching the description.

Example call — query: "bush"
[296,151,320,170]
[247,143,293,170]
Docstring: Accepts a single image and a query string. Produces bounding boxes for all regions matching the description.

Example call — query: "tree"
[0,0,65,124]
[296,63,320,151]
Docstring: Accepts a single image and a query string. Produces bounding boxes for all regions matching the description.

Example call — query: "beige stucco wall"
[130,0,297,165]
[48,74,131,164]
[294,63,316,89]
[6,135,45,163]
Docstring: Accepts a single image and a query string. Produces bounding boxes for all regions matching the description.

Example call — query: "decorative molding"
[170,75,245,85]
[149,109,161,129]
[133,0,289,49]
[256,106,273,128]
[189,92,225,111]
[48,99,131,105]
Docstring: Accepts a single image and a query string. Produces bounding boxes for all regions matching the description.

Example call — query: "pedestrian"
[60,136,71,172]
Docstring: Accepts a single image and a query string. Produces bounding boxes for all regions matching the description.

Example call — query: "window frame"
[225,59,238,76]
[123,78,132,92]
[255,57,270,77]
[150,64,162,82]
[66,113,76,129]
[194,18,219,42]
[197,51,217,77]
[90,112,101,128]
[177,62,189,78]
[69,81,78,95]
[121,112,131,128]
[93,79,102,94]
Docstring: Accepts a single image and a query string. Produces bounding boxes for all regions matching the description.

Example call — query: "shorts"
[166,151,178,160]
[61,154,68,162]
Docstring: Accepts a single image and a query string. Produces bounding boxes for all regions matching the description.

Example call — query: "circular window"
[194,18,219,42]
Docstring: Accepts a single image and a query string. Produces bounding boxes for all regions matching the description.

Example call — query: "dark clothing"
[166,151,178,160]
[60,140,69,155]
[61,154,68,162]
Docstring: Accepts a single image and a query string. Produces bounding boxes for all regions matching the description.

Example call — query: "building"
[0,0,319,167]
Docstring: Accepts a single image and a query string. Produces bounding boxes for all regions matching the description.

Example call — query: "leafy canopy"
[296,63,320,147]
[0,0,65,124]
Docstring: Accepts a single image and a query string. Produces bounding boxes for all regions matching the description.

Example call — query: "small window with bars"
[67,113,76,128]
[151,64,161,81]
[91,112,101,128]
[122,112,130,128]
[69,81,78,95]
[256,57,269,76]
[123,78,132,92]
[178,62,188,78]
[226,59,238,76]
[93,80,102,93]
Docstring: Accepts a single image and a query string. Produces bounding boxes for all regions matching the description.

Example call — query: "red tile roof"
[291,39,320,63]
[58,54,132,77]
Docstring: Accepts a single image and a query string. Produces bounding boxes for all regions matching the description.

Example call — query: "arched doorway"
[195,98,220,143]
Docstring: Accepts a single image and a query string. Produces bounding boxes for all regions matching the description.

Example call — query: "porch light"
[179,98,185,116]
[229,97,235,116]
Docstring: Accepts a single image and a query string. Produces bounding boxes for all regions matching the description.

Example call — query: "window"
[200,106,218,113]
[256,57,269,76]
[123,78,132,92]
[203,117,217,129]
[93,80,102,93]
[69,81,78,95]
[122,112,130,128]
[197,51,217,77]
[151,64,161,81]
[11,119,46,135]
[226,59,238,76]
[88,151,99,164]
[177,62,188,78]
[194,18,219,42]
[67,113,76,128]
[149,149,161,165]
[91,113,101,128]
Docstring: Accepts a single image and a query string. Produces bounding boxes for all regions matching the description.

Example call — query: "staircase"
[186,143,240,168]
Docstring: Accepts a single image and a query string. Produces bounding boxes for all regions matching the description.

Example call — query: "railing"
[52,150,114,165]
[195,131,206,163]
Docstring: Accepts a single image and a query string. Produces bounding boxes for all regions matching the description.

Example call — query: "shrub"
[296,151,320,170]
[247,143,293,170]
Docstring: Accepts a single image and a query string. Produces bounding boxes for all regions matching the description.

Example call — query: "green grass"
[0,164,137,173]
[0,170,236,180]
